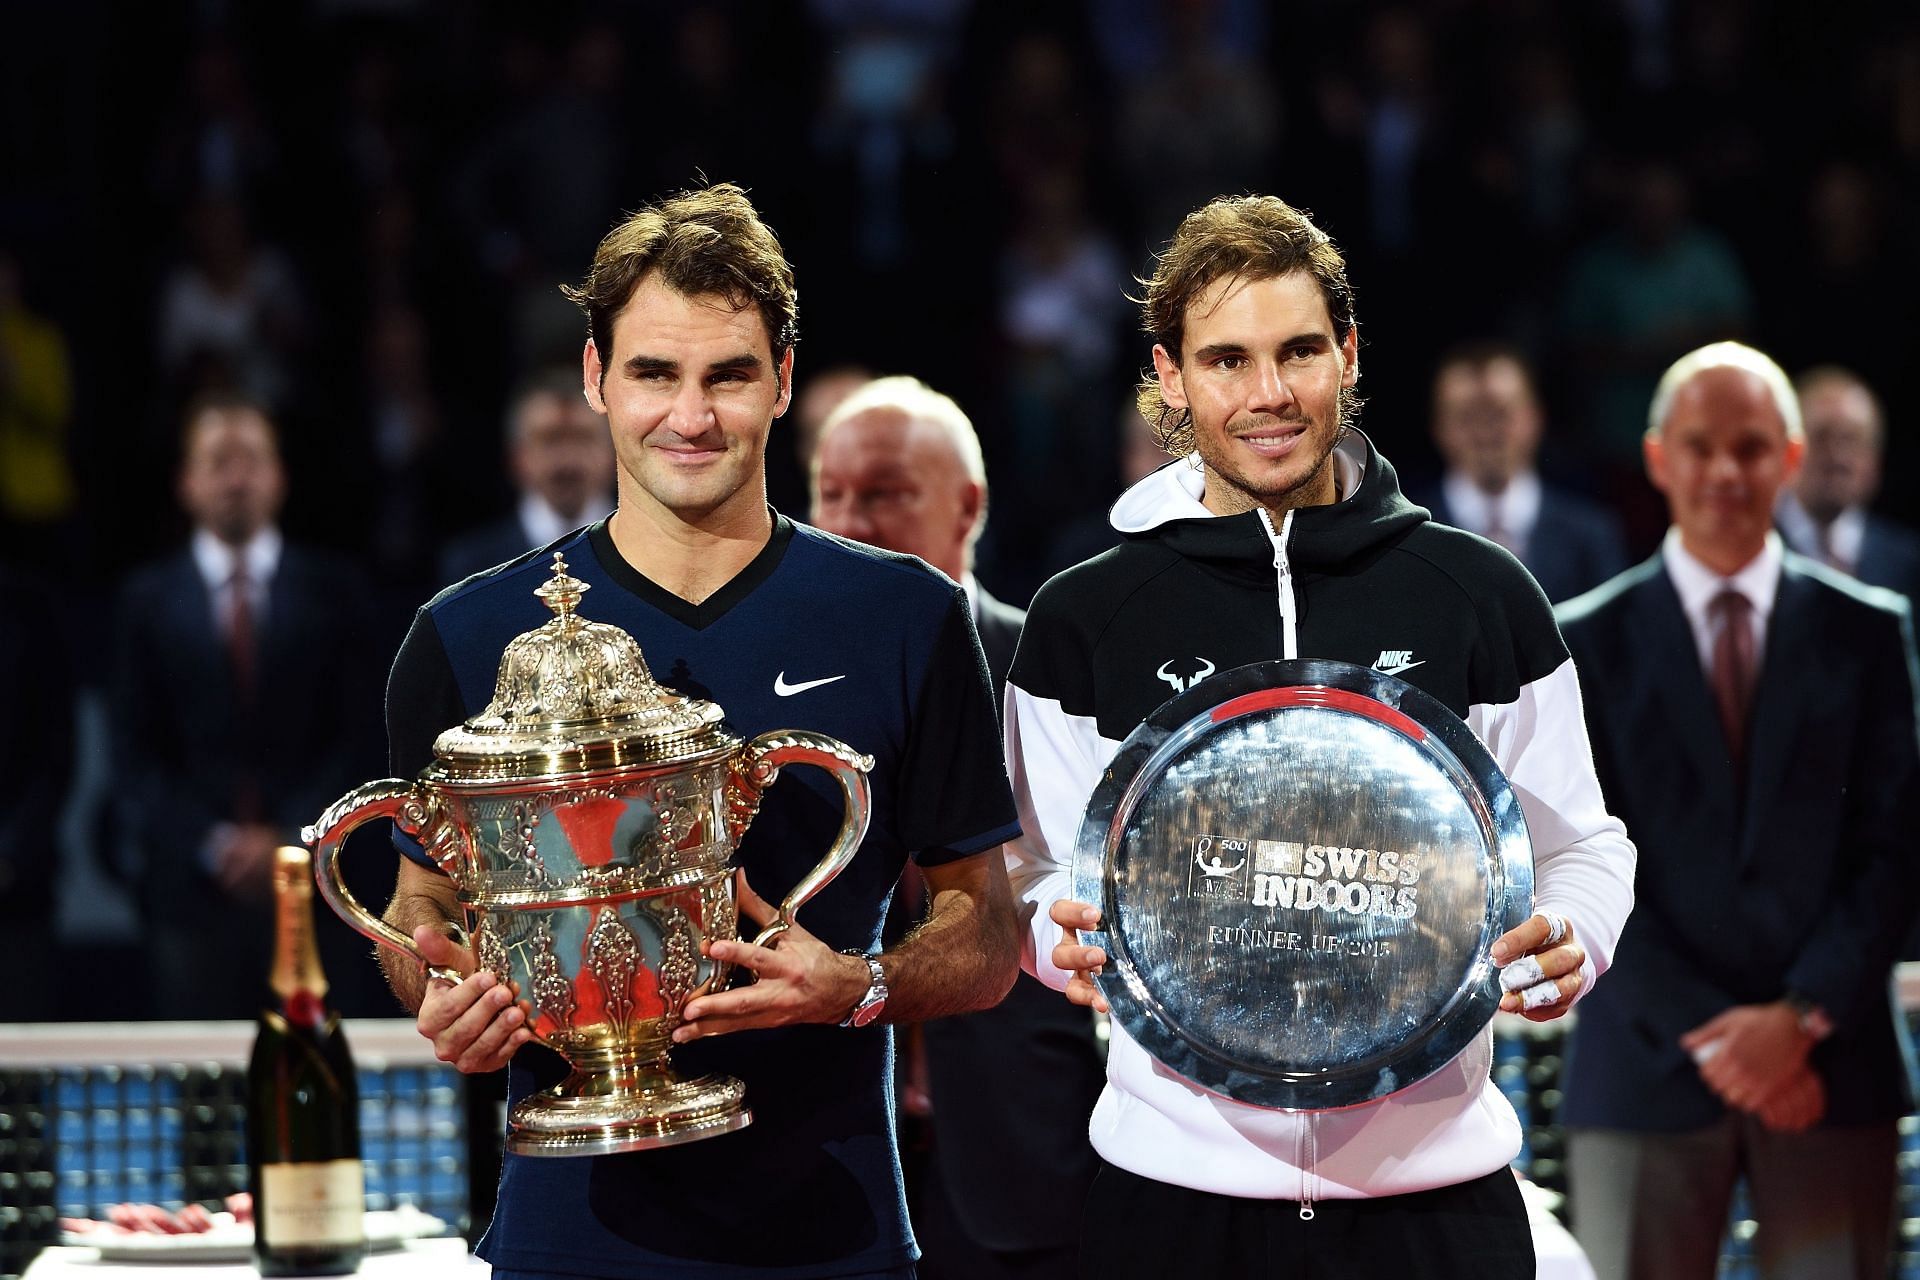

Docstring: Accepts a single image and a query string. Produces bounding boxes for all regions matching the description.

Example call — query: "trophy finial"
[535,553,590,620]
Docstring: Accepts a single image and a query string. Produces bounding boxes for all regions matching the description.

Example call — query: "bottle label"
[259,1160,365,1247]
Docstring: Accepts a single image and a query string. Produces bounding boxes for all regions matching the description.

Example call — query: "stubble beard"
[1203,388,1358,517]
[622,440,768,528]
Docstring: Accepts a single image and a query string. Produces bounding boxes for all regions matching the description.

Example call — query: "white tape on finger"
[1520,981,1563,1012]
[1500,956,1547,992]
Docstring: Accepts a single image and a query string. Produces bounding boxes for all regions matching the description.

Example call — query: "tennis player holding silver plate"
[1001,191,1636,1280]
[1069,658,1534,1111]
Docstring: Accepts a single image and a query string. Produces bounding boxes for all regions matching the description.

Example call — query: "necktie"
[227,558,257,700]
[1484,500,1517,555]
[228,557,262,822]
[1816,521,1852,575]
[1708,589,1754,763]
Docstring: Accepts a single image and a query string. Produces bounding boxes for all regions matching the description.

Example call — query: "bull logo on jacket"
[1156,656,1215,694]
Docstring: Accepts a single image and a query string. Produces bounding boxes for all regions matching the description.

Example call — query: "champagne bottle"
[246,845,366,1276]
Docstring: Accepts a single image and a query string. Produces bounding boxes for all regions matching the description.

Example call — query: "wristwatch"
[1784,991,1834,1042]
[840,952,889,1028]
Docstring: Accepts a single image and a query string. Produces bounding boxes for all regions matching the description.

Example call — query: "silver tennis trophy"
[1073,659,1532,1110]
[307,555,873,1155]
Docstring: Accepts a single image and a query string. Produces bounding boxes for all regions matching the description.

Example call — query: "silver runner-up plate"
[1071,659,1532,1111]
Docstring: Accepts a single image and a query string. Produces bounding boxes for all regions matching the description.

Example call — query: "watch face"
[850,999,885,1028]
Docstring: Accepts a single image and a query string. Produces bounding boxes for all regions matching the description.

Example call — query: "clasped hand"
[1680,1002,1824,1131]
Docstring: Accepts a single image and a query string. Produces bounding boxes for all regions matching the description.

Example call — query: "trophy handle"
[304,779,466,985]
[729,731,875,947]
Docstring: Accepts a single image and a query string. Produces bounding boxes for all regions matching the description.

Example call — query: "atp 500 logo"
[1187,834,1252,900]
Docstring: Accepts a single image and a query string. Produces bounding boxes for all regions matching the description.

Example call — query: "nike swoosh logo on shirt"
[774,672,847,697]
[1376,659,1426,677]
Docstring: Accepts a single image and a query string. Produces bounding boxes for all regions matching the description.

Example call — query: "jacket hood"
[1109,429,1431,574]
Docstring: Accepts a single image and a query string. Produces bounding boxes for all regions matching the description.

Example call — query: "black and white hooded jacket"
[1004,430,1635,1203]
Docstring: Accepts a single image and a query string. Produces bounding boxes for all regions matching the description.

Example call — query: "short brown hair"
[1134,195,1357,453]
[179,388,278,461]
[1793,363,1884,444]
[564,183,798,384]
[1432,341,1538,401]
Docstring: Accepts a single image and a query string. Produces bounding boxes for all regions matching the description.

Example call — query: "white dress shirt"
[520,491,615,550]
[1661,527,1782,676]
[1441,469,1543,553]
[1775,491,1866,572]
[191,525,282,637]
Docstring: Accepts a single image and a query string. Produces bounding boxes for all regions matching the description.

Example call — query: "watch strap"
[840,952,888,1027]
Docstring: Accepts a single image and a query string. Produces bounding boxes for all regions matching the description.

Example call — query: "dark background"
[7,0,1919,607]
[3,0,1918,1013]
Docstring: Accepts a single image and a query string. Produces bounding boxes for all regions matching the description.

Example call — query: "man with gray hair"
[811,375,1105,1280]
[812,377,990,596]
[1774,365,1920,605]
[1557,341,1920,1279]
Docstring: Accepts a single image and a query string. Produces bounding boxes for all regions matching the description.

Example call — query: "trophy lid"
[427,554,733,782]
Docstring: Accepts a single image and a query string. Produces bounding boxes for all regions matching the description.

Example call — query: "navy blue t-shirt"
[386,515,1020,1279]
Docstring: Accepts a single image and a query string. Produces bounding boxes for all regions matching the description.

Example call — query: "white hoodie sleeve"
[1468,654,1637,1004]
[1003,682,1125,992]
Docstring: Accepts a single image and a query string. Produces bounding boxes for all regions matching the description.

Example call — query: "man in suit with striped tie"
[111,392,385,1017]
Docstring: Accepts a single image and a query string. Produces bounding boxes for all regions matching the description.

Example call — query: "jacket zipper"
[1297,1112,1317,1220]
[1259,507,1315,1217]
[1259,508,1300,660]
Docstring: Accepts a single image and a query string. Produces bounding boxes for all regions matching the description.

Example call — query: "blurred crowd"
[3,0,1920,1019]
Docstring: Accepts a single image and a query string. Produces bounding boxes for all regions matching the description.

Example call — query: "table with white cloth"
[21,1239,486,1280]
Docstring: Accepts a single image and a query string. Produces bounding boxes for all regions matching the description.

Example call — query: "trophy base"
[506,1069,751,1157]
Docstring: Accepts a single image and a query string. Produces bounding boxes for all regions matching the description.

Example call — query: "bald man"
[812,377,1104,1280]
[1557,343,1920,1280]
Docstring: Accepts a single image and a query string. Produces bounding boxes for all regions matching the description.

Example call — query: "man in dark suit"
[812,375,1104,1280]
[437,369,615,584]
[1420,343,1629,603]
[1775,365,1920,605]
[112,393,387,1018]
[1556,342,1920,1280]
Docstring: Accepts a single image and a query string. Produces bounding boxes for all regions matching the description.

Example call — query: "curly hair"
[564,183,798,386]
[1133,195,1357,455]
